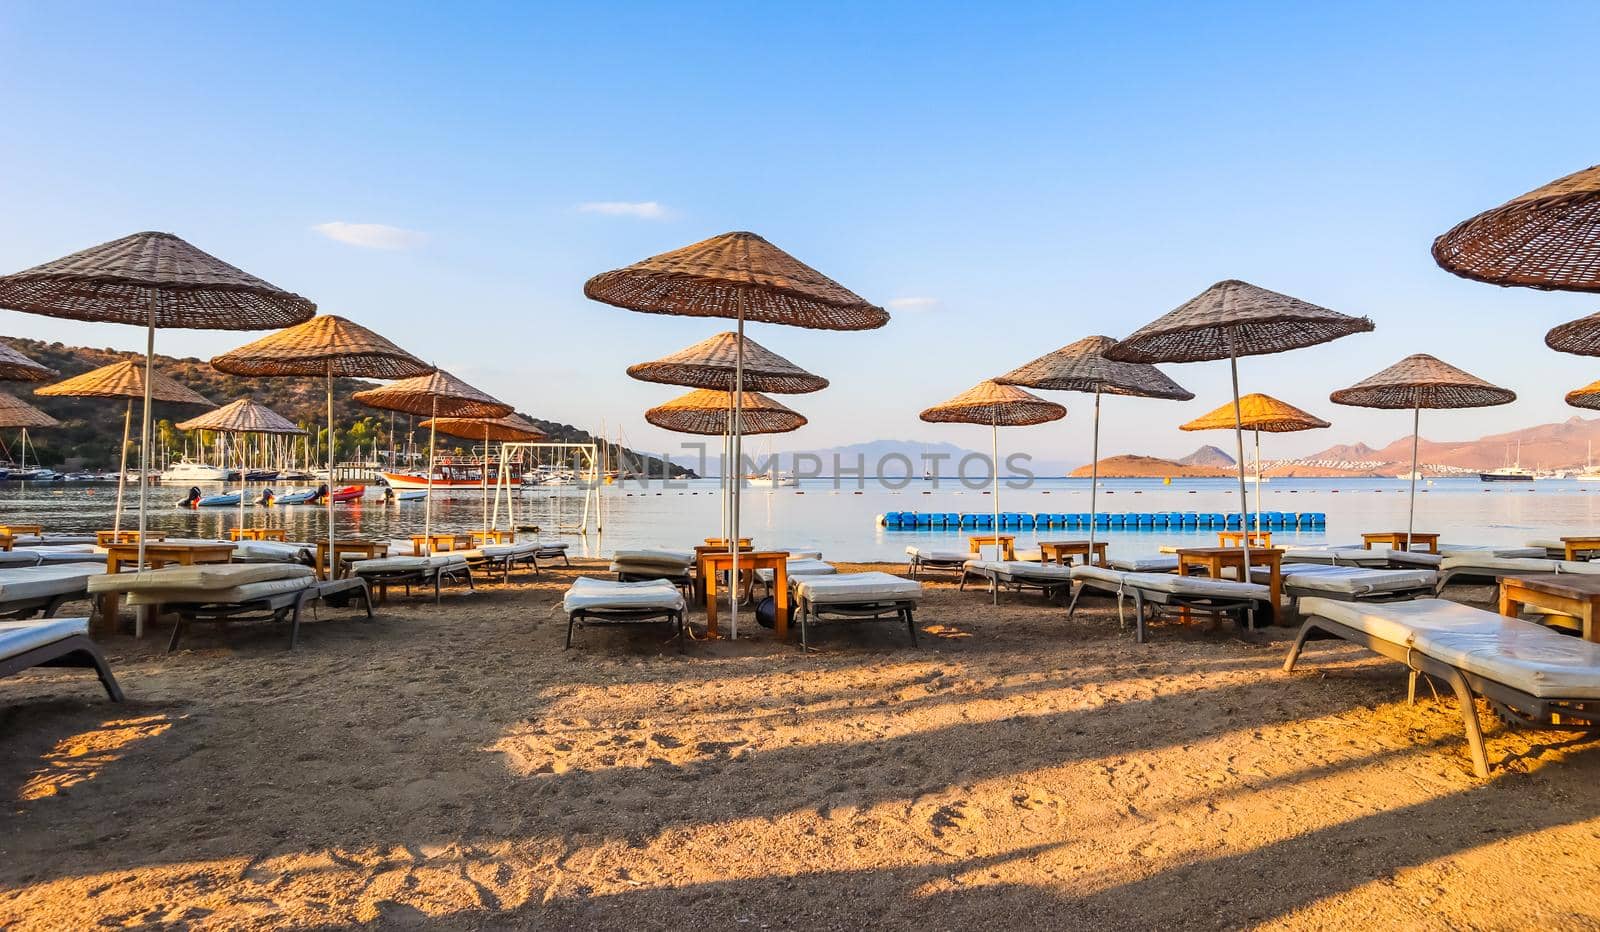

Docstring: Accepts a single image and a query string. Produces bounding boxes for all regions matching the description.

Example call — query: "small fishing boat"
[274,486,325,505]
[197,490,243,507]
[329,484,365,503]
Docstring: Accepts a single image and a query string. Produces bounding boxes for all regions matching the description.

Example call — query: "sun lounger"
[1281,548,1396,568]
[1283,597,1600,777]
[752,557,837,598]
[790,572,922,649]
[960,559,1073,600]
[1434,554,1600,592]
[1247,563,1436,615]
[1107,555,1180,573]
[226,538,316,565]
[533,540,570,566]
[463,541,542,582]
[9,535,97,547]
[1386,545,1546,570]
[120,571,373,651]
[0,617,122,701]
[905,546,977,579]
[1067,565,1271,642]
[610,548,695,594]
[562,577,686,650]
[0,565,101,619]
[348,553,473,604]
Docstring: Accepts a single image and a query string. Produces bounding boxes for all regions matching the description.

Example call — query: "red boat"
[329,484,366,503]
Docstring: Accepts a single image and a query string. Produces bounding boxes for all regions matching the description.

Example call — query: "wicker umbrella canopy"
[34,360,211,405]
[0,340,56,382]
[585,232,888,331]
[1332,354,1515,546]
[176,398,302,435]
[919,380,1065,427]
[1565,380,1600,411]
[626,331,828,394]
[35,360,212,536]
[0,391,59,429]
[421,414,546,443]
[1433,163,1600,293]
[646,389,807,436]
[210,315,428,379]
[1181,393,1330,433]
[1329,354,1516,410]
[1543,310,1600,358]
[996,335,1190,557]
[0,231,316,565]
[354,371,512,544]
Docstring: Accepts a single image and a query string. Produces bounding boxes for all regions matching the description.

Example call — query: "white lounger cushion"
[794,572,923,605]
[967,560,1072,582]
[906,546,978,563]
[1254,564,1436,595]
[0,617,89,658]
[10,535,97,547]
[0,566,99,602]
[1439,555,1600,576]
[1109,555,1180,572]
[465,542,540,560]
[1282,548,1395,568]
[563,577,685,613]
[756,558,837,582]
[228,540,314,563]
[351,554,467,573]
[88,562,310,594]
[0,551,43,567]
[1070,565,1271,601]
[610,562,691,577]
[1300,597,1600,699]
[0,548,105,567]
[127,576,314,606]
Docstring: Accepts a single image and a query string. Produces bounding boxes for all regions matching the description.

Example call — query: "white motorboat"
[745,470,798,487]
[160,459,229,483]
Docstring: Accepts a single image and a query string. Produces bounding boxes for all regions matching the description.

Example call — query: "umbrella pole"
[113,399,131,537]
[1088,387,1101,562]
[1227,344,1252,593]
[425,396,438,545]
[991,413,1000,607]
[326,364,336,576]
[1408,405,1420,551]
[730,310,744,640]
[482,426,490,540]
[137,298,155,570]
[238,435,246,532]
[1254,427,1263,521]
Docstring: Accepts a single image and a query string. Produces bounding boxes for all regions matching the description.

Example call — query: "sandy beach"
[3,561,1599,930]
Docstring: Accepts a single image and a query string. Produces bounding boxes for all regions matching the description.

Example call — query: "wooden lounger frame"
[1283,612,1600,777]
[163,578,374,651]
[793,597,919,650]
[566,605,685,652]
[0,631,123,701]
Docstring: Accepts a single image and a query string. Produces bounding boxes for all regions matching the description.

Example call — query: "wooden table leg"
[774,564,789,638]
[1584,600,1597,642]
[705,568,720,638]
[1498,585,1521,620]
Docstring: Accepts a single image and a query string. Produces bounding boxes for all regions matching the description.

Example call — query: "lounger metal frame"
[0,589,83,621]
[357,562,474,605]
[1279,581,1433,618]
[1066,578,1260,643]
[162,577,374,651]
[535,545,570,566]
[906,553,968,579]
[1284,612,1600,778]
[959,564,1070,601]
[567,605,685,652]
[616,570,695,601]
[0,631,123,701]
[794,597,919,650]
[468,549,540,583]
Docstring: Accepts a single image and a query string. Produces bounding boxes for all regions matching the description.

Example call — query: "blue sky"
[2,1,1599,467]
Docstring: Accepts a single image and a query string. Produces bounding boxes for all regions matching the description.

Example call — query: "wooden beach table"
[408,533,470,556]
[0,534,10,552]
[1218,530,1272,548]
[694,542,754,603]
[1500,574,1600,641]
[1361,531,1439,553]
[967,534,1017,560]
[470,529,515,545]
[1037,540,1108,567]
[702,550,790,639]
[97,529,168,547]
[229,527,287,542]
[1560,536,1600,561]
[316,539,390,580]
[0,524,43,539]
[99,540,237,637]
[1176,546,1283,622]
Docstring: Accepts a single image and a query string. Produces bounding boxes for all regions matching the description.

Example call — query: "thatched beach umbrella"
[628,330,827,540]
[353,371,512,546]
[1433,163,1600,293]
[212,315,430,567]
[0,391,60,478]
[1331,354,1515,547]
[1107,280,1372,570]
[646,388,808,436]
[996,334,1192,555]
[921,381,1064,601]
[177,399,303,530]
[0,232,315,565]
[588,231,885,634]
[420,414,546,538]
[35,360,213,536]
[1564,380,1600,411]
[1181,393,1330,520]
[0,340,56,382]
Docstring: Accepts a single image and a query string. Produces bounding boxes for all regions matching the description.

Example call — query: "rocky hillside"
[1177,444,1236,468]
[1068,455,1231,478]
[0,338,695,477]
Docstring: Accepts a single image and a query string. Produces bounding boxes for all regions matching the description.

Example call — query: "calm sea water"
[3,476,1599,561]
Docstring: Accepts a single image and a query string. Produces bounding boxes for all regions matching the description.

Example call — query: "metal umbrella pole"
[113,399,131,537]
[991,410,1000,606]
[1226,330,1252,584]
[137,297,155,570]
[326,362,336,571]
[1087,387,1101,560]
[729,308,745,639]
[1254,427,1264,521]
[424,395,438,545]
[1407,404,1420,550]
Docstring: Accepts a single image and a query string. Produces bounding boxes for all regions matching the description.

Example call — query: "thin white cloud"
[577,201,669,219]
[887,296,939,311]
[311,222,427,250]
